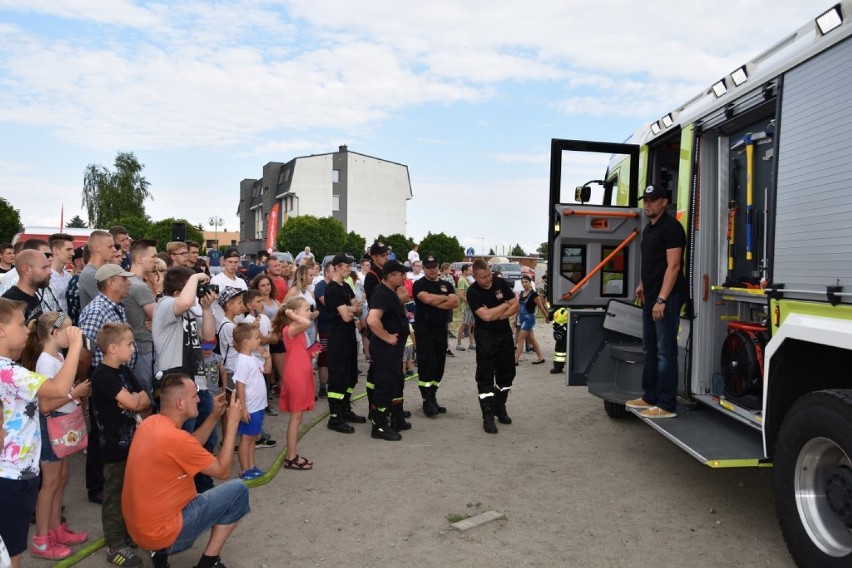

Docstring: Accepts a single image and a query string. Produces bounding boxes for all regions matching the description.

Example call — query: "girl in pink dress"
[272,297,320,470]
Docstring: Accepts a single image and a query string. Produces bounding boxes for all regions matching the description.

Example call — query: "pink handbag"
[45,405,89,458]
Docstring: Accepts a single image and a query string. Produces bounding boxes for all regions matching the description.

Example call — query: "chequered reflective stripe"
[418,380,438,388]
[365,381,375,390]
[497,386,512,392]
[346,387,354,394]
[327,391,345,400]
[553,351,566,363]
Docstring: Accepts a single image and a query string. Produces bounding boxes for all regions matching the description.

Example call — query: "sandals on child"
[284,455,313,470]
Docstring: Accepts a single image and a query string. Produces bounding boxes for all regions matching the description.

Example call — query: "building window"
[278,171,285,184]
[254,209,263,239]
[332,195,340,211]
[332,169,340,183]
[284,169,290,182]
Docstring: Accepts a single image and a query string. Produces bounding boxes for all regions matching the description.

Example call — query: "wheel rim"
[795,437,852,557]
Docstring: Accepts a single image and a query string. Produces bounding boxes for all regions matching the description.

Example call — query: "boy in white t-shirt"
[241,290,277,417]
[232,324,271,480]
[216,288,246,377]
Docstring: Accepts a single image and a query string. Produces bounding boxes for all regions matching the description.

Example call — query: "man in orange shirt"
[123,374,248,568]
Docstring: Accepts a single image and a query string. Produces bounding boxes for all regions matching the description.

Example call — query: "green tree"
[0,197,22,243]
[343,230,366,258]
[65,214,87,229]
[418,231,465,264]
[111,215,152,244]
[276,215,346,260]
[146,218,204,252]
[509,243,526,256]
[376,233,414,259]
[488,247,495,256]
[537,242,549,259]
[82,151,152,228]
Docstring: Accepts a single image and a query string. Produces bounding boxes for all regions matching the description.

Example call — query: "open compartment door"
[548,139,641,308]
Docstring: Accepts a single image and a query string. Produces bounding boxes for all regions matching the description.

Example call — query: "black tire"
[603,400,630,419]
[773,389,852,567]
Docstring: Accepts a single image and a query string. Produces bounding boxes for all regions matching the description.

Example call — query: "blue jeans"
[182,390,217,493]
[167,480,250,554]
[641,293,681,412]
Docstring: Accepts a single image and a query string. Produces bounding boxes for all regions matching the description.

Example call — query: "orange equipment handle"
[562,228,640,300]
[563,209,640,218]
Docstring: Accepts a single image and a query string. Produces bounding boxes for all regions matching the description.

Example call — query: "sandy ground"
[30,322,794,568]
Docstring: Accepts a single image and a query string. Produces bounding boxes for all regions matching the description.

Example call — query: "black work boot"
[371,406,402,441]
[432,386,447,414]
[549,363,564,375]
[479,397,498,434]
[341,393,367,423]
[327,401,355,433]
[390,402,412,432]
[422,394,440,417]
[494,388,512,425]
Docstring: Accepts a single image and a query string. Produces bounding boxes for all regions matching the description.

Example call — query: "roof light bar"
[731,65,749,86]
[650,121,662,135]
[816,4,843,35]
[712,79,727,98]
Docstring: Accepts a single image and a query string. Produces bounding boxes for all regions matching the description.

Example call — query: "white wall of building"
[345,154,411,243]
[290,155,333,218]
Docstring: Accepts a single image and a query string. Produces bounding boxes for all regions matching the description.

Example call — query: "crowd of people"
[0,231,553,568]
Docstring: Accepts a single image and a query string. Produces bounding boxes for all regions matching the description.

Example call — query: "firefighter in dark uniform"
[413,255,458,416]
[366,260,411,440]
[363,242,388,301]
[324,253,364,433]
[549,307,569,374]
[466,259,519,434]
[363,241,388,415]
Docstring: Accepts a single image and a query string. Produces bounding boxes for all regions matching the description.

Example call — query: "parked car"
[270,251,294,264]
[491,262,523,284]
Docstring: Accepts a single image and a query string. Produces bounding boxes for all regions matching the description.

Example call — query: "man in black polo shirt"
[626,184,686,419]
[466,259,518,434]
[323,253,364,433]
[413,255,458,418]
[365,260,411,441]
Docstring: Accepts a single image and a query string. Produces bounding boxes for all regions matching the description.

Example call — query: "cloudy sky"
[0,1,827,256]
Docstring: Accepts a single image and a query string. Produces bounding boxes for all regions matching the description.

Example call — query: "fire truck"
[547,3,852,565]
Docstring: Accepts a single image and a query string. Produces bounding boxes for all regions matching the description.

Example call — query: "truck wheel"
[773,389,852,567]
[603,400,630,419]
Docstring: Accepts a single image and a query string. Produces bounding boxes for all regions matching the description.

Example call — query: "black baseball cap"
[370,241,389,255]
[223,248,240,259]
[72,246,85,261]
[640,184,668,201]
[383,260,411,275]
[423,255,438,267]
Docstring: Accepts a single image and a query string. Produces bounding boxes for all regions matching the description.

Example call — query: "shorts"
[237,410,265,437]
[316,330,329,368]
[167,480,250,554]
[403,345,414,362]
[0,476,40,557]
[39,413,61,463]
[519,313,536,332]
[269,338,285,354]
[461,308,474,326]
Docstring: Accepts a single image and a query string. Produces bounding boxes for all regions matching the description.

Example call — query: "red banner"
[265,203,279,254]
